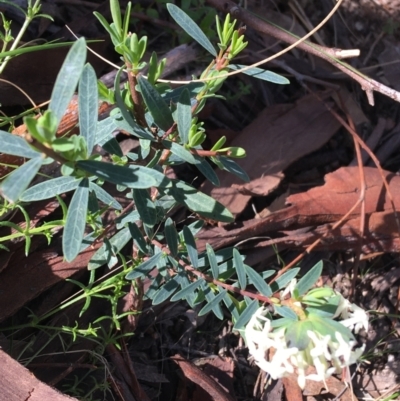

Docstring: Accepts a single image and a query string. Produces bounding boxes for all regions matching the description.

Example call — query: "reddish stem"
[152,239,271,304]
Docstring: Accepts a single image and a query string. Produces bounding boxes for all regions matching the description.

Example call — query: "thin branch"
[152,239,272,303]
[125,61,148,128]
[23,133,69,165]
[205,0,400,105]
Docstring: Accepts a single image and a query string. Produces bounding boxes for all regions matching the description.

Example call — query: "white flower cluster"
[245,294,368,389]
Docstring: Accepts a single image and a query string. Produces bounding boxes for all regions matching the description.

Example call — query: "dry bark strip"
[171,355,237,401]
[192,357,235,401]
[106,343,152,401]
[197,166,400,252]
[262,210,400,254]
[0,350,78,401]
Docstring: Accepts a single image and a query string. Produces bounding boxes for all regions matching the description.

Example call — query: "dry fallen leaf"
[197,166,400,252]
[193,356,235,401]
[171,355,236,401]
[202,94,341,215]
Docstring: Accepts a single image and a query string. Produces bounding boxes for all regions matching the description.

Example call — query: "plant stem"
[0,7,36,74]
[23,133,69,165]
[152,239,271,303]
[125,61,148,128]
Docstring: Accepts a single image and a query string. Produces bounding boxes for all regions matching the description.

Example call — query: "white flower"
[333,295,351,319]
[339,303,369,334]
[245,301,367,390]
[333,294,369,334]
[245,307,298,380]
[308,330,332,361]
[280,278,297,299]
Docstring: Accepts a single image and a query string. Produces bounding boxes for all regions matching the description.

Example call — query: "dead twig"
[205,0,400,106]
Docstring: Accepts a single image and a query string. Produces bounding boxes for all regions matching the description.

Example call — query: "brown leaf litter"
[201,93,341,216]
[198,166,400,253]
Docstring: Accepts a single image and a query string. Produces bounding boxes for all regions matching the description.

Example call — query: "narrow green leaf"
[77,160,169,188]
[88,227,131,270]
[21,176,82,201]
[170,278,204,302]
[229,64,290,85]
[262,270,276,279]
[116,210,140,229]
[138,75,174,131]
[177,273,196,307]
[222,292,240,320]
[128,222,149,254]
[308,315,355,342]
[306,300,339,318]
[183,225,198,268]
[197,246,232,269]
[233,300,259,330]
[0,157,43,202]
[176,88,191,144]
[180,219,204,238]
[198,289,227,317]
[295,261,323,296]
[233,248,246,289]
[93,12,115,43]
[271,317,295,329]
[165,180,234,222]
[126,252,164,280]
[49,37,87,124]
[167,4,217,57]
[304,287,335,300]
[271,268,300,294]
[110,0,122,33]
[95,116,118,146]
[63,178,89,262]
[163,141,199,164]
[152,275,181,305]
[90,184,102,216]
[51,138,75,152]
[0,41,74,59]
[80,232,99,252]
[201,282,223,320]
[195,157,220,186]
[132,188,157,225]
[0,130,40,158]
[162,82,205,103]
[245,264,272,297]
[206,244,219,278]
[217,156,249,182]
[79,63,98,155]
[145,271,163,300]
[274,305,298,320]
[102,137,123,156]
[164,217,179,257]
[89,182,122,210]
[113,111,154,140]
